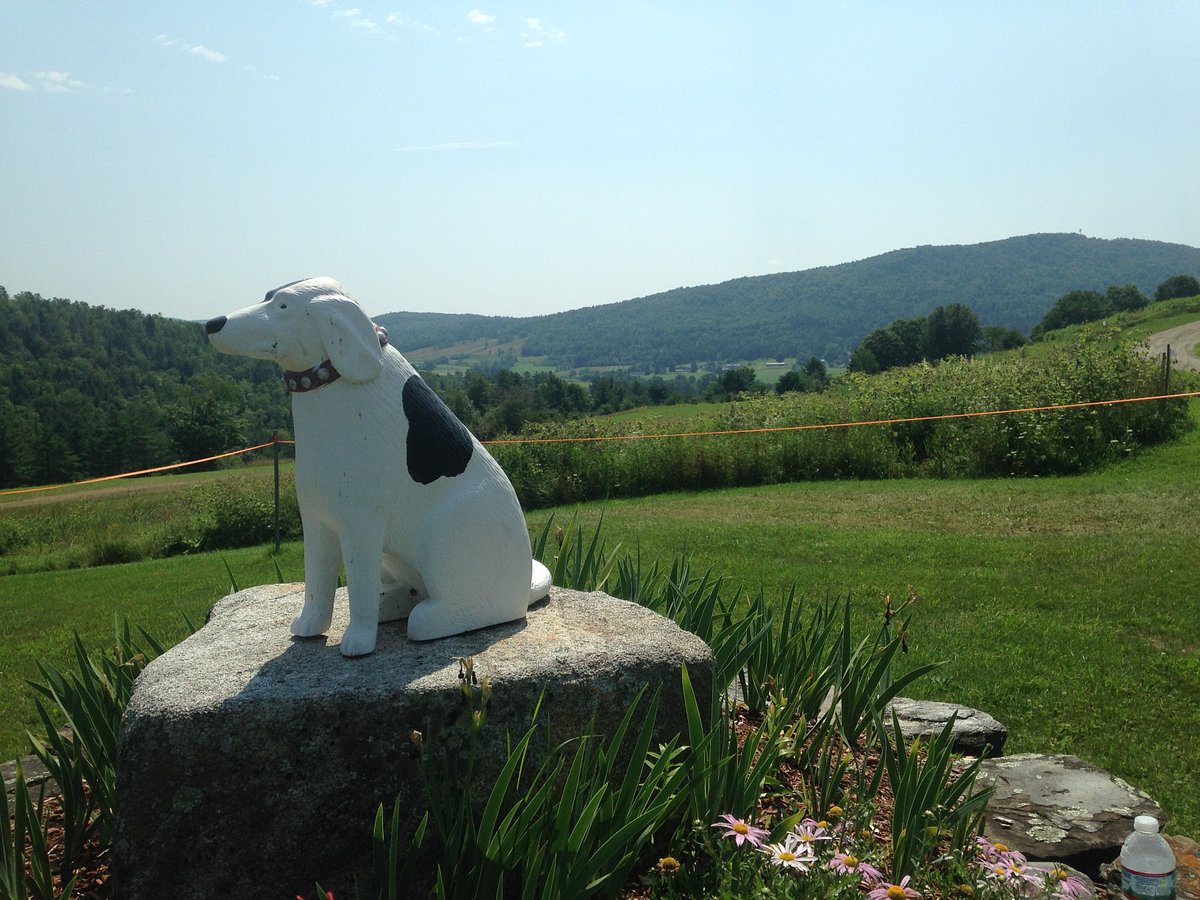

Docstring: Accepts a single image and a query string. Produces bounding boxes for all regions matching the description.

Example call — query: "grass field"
[2,404,1197,836]
[524,408,1200,835]
[3,306,1198,839]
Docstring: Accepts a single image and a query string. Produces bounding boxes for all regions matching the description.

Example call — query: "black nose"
[205,316,227,335]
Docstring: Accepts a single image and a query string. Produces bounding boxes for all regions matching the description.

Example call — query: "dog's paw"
[291,607,333,638]
[339,622,378,657]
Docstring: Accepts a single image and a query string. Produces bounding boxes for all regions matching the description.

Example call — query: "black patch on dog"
[402,375,474,484]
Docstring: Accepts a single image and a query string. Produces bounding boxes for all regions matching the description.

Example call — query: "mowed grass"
[527,404,1200,836]
[1,402,1197,835]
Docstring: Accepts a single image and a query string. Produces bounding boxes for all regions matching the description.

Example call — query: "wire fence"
[3,388,1197,500]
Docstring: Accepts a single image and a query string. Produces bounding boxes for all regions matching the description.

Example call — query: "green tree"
[859,317,925,371]
[1105,283,1148,312]
[981,326,1026,352]
[166,390,247,466]
[776,370,805,394]
[801,356,828,382]
[848,346,881,374]
[1034,290,1111,336]
[705,366,759,401]
[923,304,981,360]
[1154,274,1200,301]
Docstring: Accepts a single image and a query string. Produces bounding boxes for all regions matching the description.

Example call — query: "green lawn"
[1,404,1197,836]
[526,410,1200,835]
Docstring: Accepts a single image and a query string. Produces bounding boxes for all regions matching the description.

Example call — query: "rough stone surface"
[1099,835,1200,900]
[113,584,713,900]
[1168,835,1200,900]
[1,755,53,799]
[1026,862,1097,898]
[978,753,1163,878]
[884,697,1008,757]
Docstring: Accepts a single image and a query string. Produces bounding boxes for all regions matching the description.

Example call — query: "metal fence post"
[272,433,281,554]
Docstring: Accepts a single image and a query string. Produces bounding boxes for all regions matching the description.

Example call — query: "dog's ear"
[309,294,383,382]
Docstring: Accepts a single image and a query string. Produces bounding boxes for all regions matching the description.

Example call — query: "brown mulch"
[8,791,112,898]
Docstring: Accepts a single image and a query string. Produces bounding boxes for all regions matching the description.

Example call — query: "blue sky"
[2,2,1197,321]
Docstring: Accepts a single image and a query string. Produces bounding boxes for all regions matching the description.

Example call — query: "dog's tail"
[530,560,553,603]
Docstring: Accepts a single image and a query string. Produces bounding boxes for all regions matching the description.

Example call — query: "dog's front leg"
[339,526,384,657]
[291,520,340,638]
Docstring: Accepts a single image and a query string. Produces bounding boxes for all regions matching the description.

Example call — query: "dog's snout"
[205,316,227,335]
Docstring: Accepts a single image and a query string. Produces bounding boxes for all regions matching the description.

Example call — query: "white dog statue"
[206,277,552,656]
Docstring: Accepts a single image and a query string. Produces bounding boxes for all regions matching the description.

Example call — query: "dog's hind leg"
[339,524,386,657]
[378,553,426,623]
[405,494,532,641]
[292,520,341,638]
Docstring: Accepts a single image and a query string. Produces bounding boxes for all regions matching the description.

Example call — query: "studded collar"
[282,325,389,393]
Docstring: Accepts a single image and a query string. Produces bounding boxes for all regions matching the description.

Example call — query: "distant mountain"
[376,234,1200,368]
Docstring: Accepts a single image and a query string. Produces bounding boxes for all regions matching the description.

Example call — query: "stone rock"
[1026,862,1098,898]
[1167,835,1200,900]
[883,697,1008,757]
[1,754,53,800]
[978,753,1164,878]
[1099,835,1200,900]
[113,584,713,900]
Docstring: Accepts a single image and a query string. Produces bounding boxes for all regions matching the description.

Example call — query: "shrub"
[494,341,1190,508]
[191,472,302,551]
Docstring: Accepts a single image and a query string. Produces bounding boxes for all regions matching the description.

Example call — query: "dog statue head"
[205,276,384,382]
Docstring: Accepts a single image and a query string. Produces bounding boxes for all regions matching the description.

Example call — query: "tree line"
[847,274,1199,375]
[2,270,1195,489]
[0,287,288,489]
[1030,274,1199,338]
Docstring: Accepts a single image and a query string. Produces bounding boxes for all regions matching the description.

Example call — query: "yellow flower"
[655,856,681,876]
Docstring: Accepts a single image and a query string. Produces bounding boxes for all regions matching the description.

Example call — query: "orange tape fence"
[2,390,1197,498]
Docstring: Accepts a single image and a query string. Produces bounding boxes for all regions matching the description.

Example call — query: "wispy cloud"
[467,9,496,29]
[1,71,32,91]
[189,44,228,63]
[153,33,277,80]
[309,1,380,33]
[154,34,228,64]
[36,71,89,93]
[386,14,440,36]
[522,17,565,47]
[4,69,128,94]
[336,8,378,30]
[397,140,515,152]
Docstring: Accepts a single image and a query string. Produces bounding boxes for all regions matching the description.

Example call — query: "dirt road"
[1141,319,1200,373]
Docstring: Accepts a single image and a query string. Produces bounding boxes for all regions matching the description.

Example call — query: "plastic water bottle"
[1120,814,1176,899]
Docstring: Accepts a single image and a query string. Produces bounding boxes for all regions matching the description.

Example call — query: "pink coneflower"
[761,836,815,872]
[974,836,1024,865]
[981,857,1042,891]
[710,813,769,848]
[792,817,834,847]
[828,850,883,885]
[867,874,922,899]
[1036,864,1091,899]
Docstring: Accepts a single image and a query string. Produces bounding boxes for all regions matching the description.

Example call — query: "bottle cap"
[1134,815,1160,833]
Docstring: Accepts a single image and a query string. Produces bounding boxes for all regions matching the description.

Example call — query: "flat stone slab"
[113,584,713,900]
[978,753,1163,878]
[884,697,1008,757]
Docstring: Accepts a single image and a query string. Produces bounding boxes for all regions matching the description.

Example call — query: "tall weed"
[494,341,1191,508]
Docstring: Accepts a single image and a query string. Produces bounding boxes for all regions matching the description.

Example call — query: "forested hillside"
[377,234,1200,369]
[0,287,289,489]
[4,232,1198,489]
